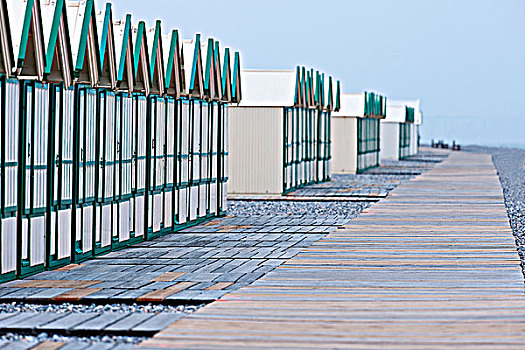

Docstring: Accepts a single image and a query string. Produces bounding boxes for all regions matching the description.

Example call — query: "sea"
[420,115,525,149]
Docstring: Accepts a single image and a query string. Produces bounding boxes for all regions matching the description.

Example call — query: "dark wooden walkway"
[139,152,525,349]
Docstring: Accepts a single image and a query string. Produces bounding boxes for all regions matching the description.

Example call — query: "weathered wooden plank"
[138,151,525,349]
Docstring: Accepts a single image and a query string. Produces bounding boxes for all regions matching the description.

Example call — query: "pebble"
[0,302,203,314]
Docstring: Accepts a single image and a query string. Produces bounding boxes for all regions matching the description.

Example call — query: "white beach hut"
[331,91,387,173]
[228,68,338,195]
[41,0,75,269]
[380,101,415,161]
[6,0,49,277]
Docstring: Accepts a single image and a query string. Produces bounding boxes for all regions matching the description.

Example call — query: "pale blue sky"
[104,0,525,146]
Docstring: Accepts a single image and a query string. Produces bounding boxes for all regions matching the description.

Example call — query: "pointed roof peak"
[42,0,74,86]
[6,0,46,79]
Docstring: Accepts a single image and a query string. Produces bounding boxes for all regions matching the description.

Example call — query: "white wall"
[331,116,358,174]
[380,121,399,161]
[228,107,284,195]
[409,124,419,155]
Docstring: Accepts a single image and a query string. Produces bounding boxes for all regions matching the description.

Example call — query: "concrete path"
[139,152,525,349]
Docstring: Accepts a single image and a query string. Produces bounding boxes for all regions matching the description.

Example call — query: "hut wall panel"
[164,98,176,229]
[220,104,228,210]
[409,124,418,155]
[209,102,219,215]
[20,82,49,272]
[379,121,400,162]
[228,107,282,195]
[199,102,209,218]
[1,79,19,275]
[331,116,358,174]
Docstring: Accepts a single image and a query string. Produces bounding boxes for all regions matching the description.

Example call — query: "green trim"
[73,0,100,76]
[164,29,181,94]
[189,34,201,92]
[0,271,16,283]
[99,3,112,69]
[203,38,214,92]
[293,66,300,106]
[335,80,341,111]
[405,106,415,123]
[117,14,133,83]
[149,20,162,84]
[357,117,380,172]
[232,51,241,102]
[327,76,333,110]
[221,47,230,98]
[133,21,150,81]
[44,0,73,77]
[17,0,35,63]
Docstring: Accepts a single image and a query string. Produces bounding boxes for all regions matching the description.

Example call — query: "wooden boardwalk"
[139,152,525,349]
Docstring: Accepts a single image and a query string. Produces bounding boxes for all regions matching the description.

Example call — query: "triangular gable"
[334,80,341,112]
[6,0,46,79]
[293,66,300,107]
[220,47,231,102]
[305,69,311,107]
[202,37,216,100]
[231,51,241,103]
[307,69,314,107]
[42,0,73,87]
[182,34,204,98]
[96,3,117,89]
[326,76,333,111]
[311,69,318,107]
[113,14,134,93]
[0,0,14,76]
[163,29,183,98]
[148,20,164,95]
[300,67,307,108]
[213,40,222,101]
[67,0,100,85]
[132,20,150,95]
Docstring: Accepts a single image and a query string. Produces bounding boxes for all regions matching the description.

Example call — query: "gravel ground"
[227,200,372,218]
[0,302,202,346]
[463,146,525,275]
[228,158,436,217]
[0,333,143,346]
[0,302,201,314]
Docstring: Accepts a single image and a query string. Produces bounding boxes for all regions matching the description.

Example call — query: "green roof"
[231,51,241,103]
[73,0,100,76]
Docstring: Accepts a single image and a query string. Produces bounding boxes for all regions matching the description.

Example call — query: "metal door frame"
[17,80,49,276]
[94,89,118,255]
[47,83,74,269]
[71,84,98,263]
[0,76,18,282]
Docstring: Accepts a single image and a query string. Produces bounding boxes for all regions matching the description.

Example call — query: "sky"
[103,0,525,147]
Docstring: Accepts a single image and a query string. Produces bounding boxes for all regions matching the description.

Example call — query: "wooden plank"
[138,151,525,349]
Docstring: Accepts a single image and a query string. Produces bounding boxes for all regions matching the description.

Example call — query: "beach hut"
[66,0,101,262]
[112,13,135,248]
[217,46,233,212]
[129,20,149,240]
[181,34,204,223]
[0,0,18,281]
[398,99,422,155]
[0,0,19,281]
[41,0,75,269]
[145,20,167,238]
[228,67,335,195]
[94,2,119,254]
[331,91,387,173]
[5,0,49,277]
[162,27,183,231]
[379,101,414,161]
